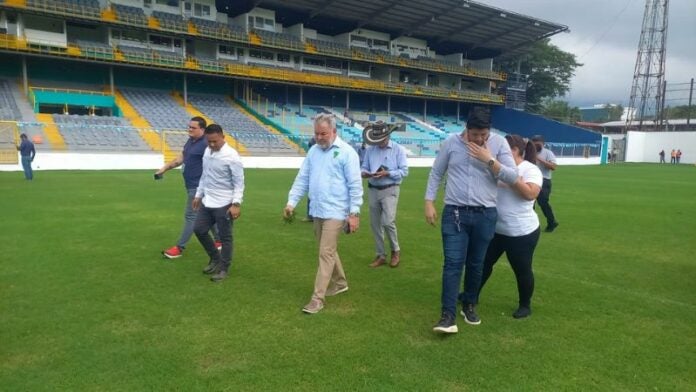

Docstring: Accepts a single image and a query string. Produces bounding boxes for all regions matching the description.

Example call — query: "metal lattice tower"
[625,0,669,132]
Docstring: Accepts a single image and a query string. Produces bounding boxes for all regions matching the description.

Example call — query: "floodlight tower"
[625,0,669,132]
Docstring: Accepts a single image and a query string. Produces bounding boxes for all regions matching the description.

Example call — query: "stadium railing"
[0,34,504,104]
[0,2,506,81]
[9,120,601,158]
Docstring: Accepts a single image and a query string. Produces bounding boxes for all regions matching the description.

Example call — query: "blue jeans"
[21,156,33,180]
[440,205,497,317]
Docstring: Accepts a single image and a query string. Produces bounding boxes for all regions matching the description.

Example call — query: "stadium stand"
[73,40,114,60]
[26,0,101,18]
[251,28,304,51]
[0,79,21,121]
[188,94,297,155]
[306,38,352,58]
[112,3,148,26]
[0,0,600,160]
[52,114,150,151]
[120,88,189,131]
[190,18,248,41]
[152,10,187,32]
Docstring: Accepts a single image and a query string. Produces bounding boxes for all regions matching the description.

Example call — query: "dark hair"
[204,123,223,135]
[506,134,537,164]
[466,106,491,130]
[191,116,207,129]
[531,134,545,143]
[20,133,28,140]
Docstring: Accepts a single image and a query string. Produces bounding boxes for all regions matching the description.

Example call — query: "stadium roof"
[226,0,568,60]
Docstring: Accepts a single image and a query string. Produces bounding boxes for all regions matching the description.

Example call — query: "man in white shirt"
[193,124,245,282]
[531,135,559,232]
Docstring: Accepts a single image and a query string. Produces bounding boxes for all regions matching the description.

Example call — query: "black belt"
[446,204,488,213]
[368,183,399,190]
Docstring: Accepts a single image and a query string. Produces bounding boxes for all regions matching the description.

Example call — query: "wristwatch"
[487,158,496,167]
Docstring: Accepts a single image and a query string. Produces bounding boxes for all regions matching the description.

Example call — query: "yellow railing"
[5,0,26,7]
[0,34,504,104]
[101,8,116,22]
[31,86,109,96]
[0,121,20,164]
[148,16,160,29]
[248,32,262,45]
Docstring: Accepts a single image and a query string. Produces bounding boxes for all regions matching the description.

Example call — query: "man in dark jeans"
[531,135,559,232]
[192,124,245,282]
[17,134,36,180]
[157,116,220,259]
[425,107,518,334]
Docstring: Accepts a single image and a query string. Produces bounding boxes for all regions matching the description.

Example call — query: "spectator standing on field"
[17,133,36,180]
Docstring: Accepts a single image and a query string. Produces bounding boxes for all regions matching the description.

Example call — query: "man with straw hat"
[361,122,409,268]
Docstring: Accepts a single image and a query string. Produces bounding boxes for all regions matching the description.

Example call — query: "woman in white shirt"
[478,134,543,319]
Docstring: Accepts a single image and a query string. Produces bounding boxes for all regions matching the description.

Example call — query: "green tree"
[604,104,624,121]
[664,105,694,119]
[499,39,582,112]
[540,99,581,124]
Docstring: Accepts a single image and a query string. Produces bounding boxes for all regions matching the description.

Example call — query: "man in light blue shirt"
[425,107,518,334]
[284,113,363,314]
[361,124,408,268]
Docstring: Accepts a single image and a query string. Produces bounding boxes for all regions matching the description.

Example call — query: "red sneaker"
[215,241,222,251]
[163,246,183,259]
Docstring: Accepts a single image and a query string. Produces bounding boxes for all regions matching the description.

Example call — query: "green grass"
[1,164,695,391]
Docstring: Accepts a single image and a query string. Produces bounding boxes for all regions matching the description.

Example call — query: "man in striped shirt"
[425,107,518,334]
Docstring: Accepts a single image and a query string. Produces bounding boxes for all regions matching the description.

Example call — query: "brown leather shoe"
[390,251,401,268]
[369,256,387,268]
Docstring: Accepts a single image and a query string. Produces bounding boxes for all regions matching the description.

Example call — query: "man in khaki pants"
[284,113,363,314]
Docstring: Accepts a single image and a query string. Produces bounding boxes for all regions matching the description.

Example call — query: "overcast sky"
[483,0,696,107]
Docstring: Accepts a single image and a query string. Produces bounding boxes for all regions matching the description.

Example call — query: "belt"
[368,183,399,190]
[446,204,488,213]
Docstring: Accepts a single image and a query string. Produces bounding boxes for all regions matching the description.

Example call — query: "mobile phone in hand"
[343,221,351,234]
[154,173,163,180]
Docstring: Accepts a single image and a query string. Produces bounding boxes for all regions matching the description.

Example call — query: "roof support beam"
[471,23,530,50]
[356,0,401,29]
[309,0,342,18]
[435,13,497,43]
[494,27,568,57]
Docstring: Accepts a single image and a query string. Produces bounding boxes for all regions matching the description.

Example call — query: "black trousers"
[536,178,557,226]
[478,228,540,308]
[194,203,233,271]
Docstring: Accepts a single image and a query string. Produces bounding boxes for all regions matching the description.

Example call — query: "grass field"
[1,164,695,391]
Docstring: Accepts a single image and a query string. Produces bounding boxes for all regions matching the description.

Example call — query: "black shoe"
[460,303,481,325]
[432,312,458,334]
[513,306,532,319]
[210,270,228,282]
[202,259,220,275]
[545,222,559,232]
